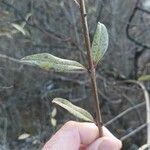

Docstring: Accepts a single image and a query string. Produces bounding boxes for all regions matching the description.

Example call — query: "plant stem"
[79,0,103,136]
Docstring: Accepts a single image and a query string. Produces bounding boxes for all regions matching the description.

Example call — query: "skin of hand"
[42,121,122,150]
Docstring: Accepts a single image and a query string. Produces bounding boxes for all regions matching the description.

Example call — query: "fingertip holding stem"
[97,138,122,150]
[87,137,122,150]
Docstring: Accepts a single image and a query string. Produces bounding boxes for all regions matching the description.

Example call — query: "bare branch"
[105,102,145,126]
[120,123,147,141]
[121,80,150,149]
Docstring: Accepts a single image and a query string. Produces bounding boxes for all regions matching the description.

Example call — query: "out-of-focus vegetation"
[0,0,149,149]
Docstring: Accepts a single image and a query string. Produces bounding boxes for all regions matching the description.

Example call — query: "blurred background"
[0,0,150,149]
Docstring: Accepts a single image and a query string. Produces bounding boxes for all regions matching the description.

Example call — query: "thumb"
[87,136,122,150]
[87,127,122,150]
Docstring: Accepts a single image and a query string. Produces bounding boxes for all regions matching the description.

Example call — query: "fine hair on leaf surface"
[21,53,86,73]
[91,22,109,66]
[52,98,94,122]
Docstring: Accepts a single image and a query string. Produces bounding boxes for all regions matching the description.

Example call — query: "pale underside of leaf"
[11,23,26,35]
[52,98,94,122]
[92,22,109,65]
[21,53,86,73]
[0,13,31,38]
[18,133,30,140]
[51,118,57,127]
[51,107,57,117]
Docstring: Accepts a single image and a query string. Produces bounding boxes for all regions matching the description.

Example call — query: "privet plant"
[21,0,108,136]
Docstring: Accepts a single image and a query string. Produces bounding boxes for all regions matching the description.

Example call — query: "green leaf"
[11,23,26,35]
[21,53,86,73]
[91,22,109,65]
[138,75,150,81]
[52,98,94,122]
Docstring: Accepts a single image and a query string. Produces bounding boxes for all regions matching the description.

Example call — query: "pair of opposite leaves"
[21,22,109,122]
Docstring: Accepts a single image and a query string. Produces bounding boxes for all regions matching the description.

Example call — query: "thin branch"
[0,85,13,90]
[0,54,20,64]
[120,123,147,141]
[137,82,150,150]
[126,0,150,49]
[105,102,145,126]
[123,94,144,124]
[73,0,80,6]
[79,0,103,136]
[2,0,69,42]
[121,80,150,149]
[138,144,150,150]
[137,6,150,15]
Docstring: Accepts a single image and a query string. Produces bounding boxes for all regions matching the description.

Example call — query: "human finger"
[42,121,99,150]
[86,127,122,150]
